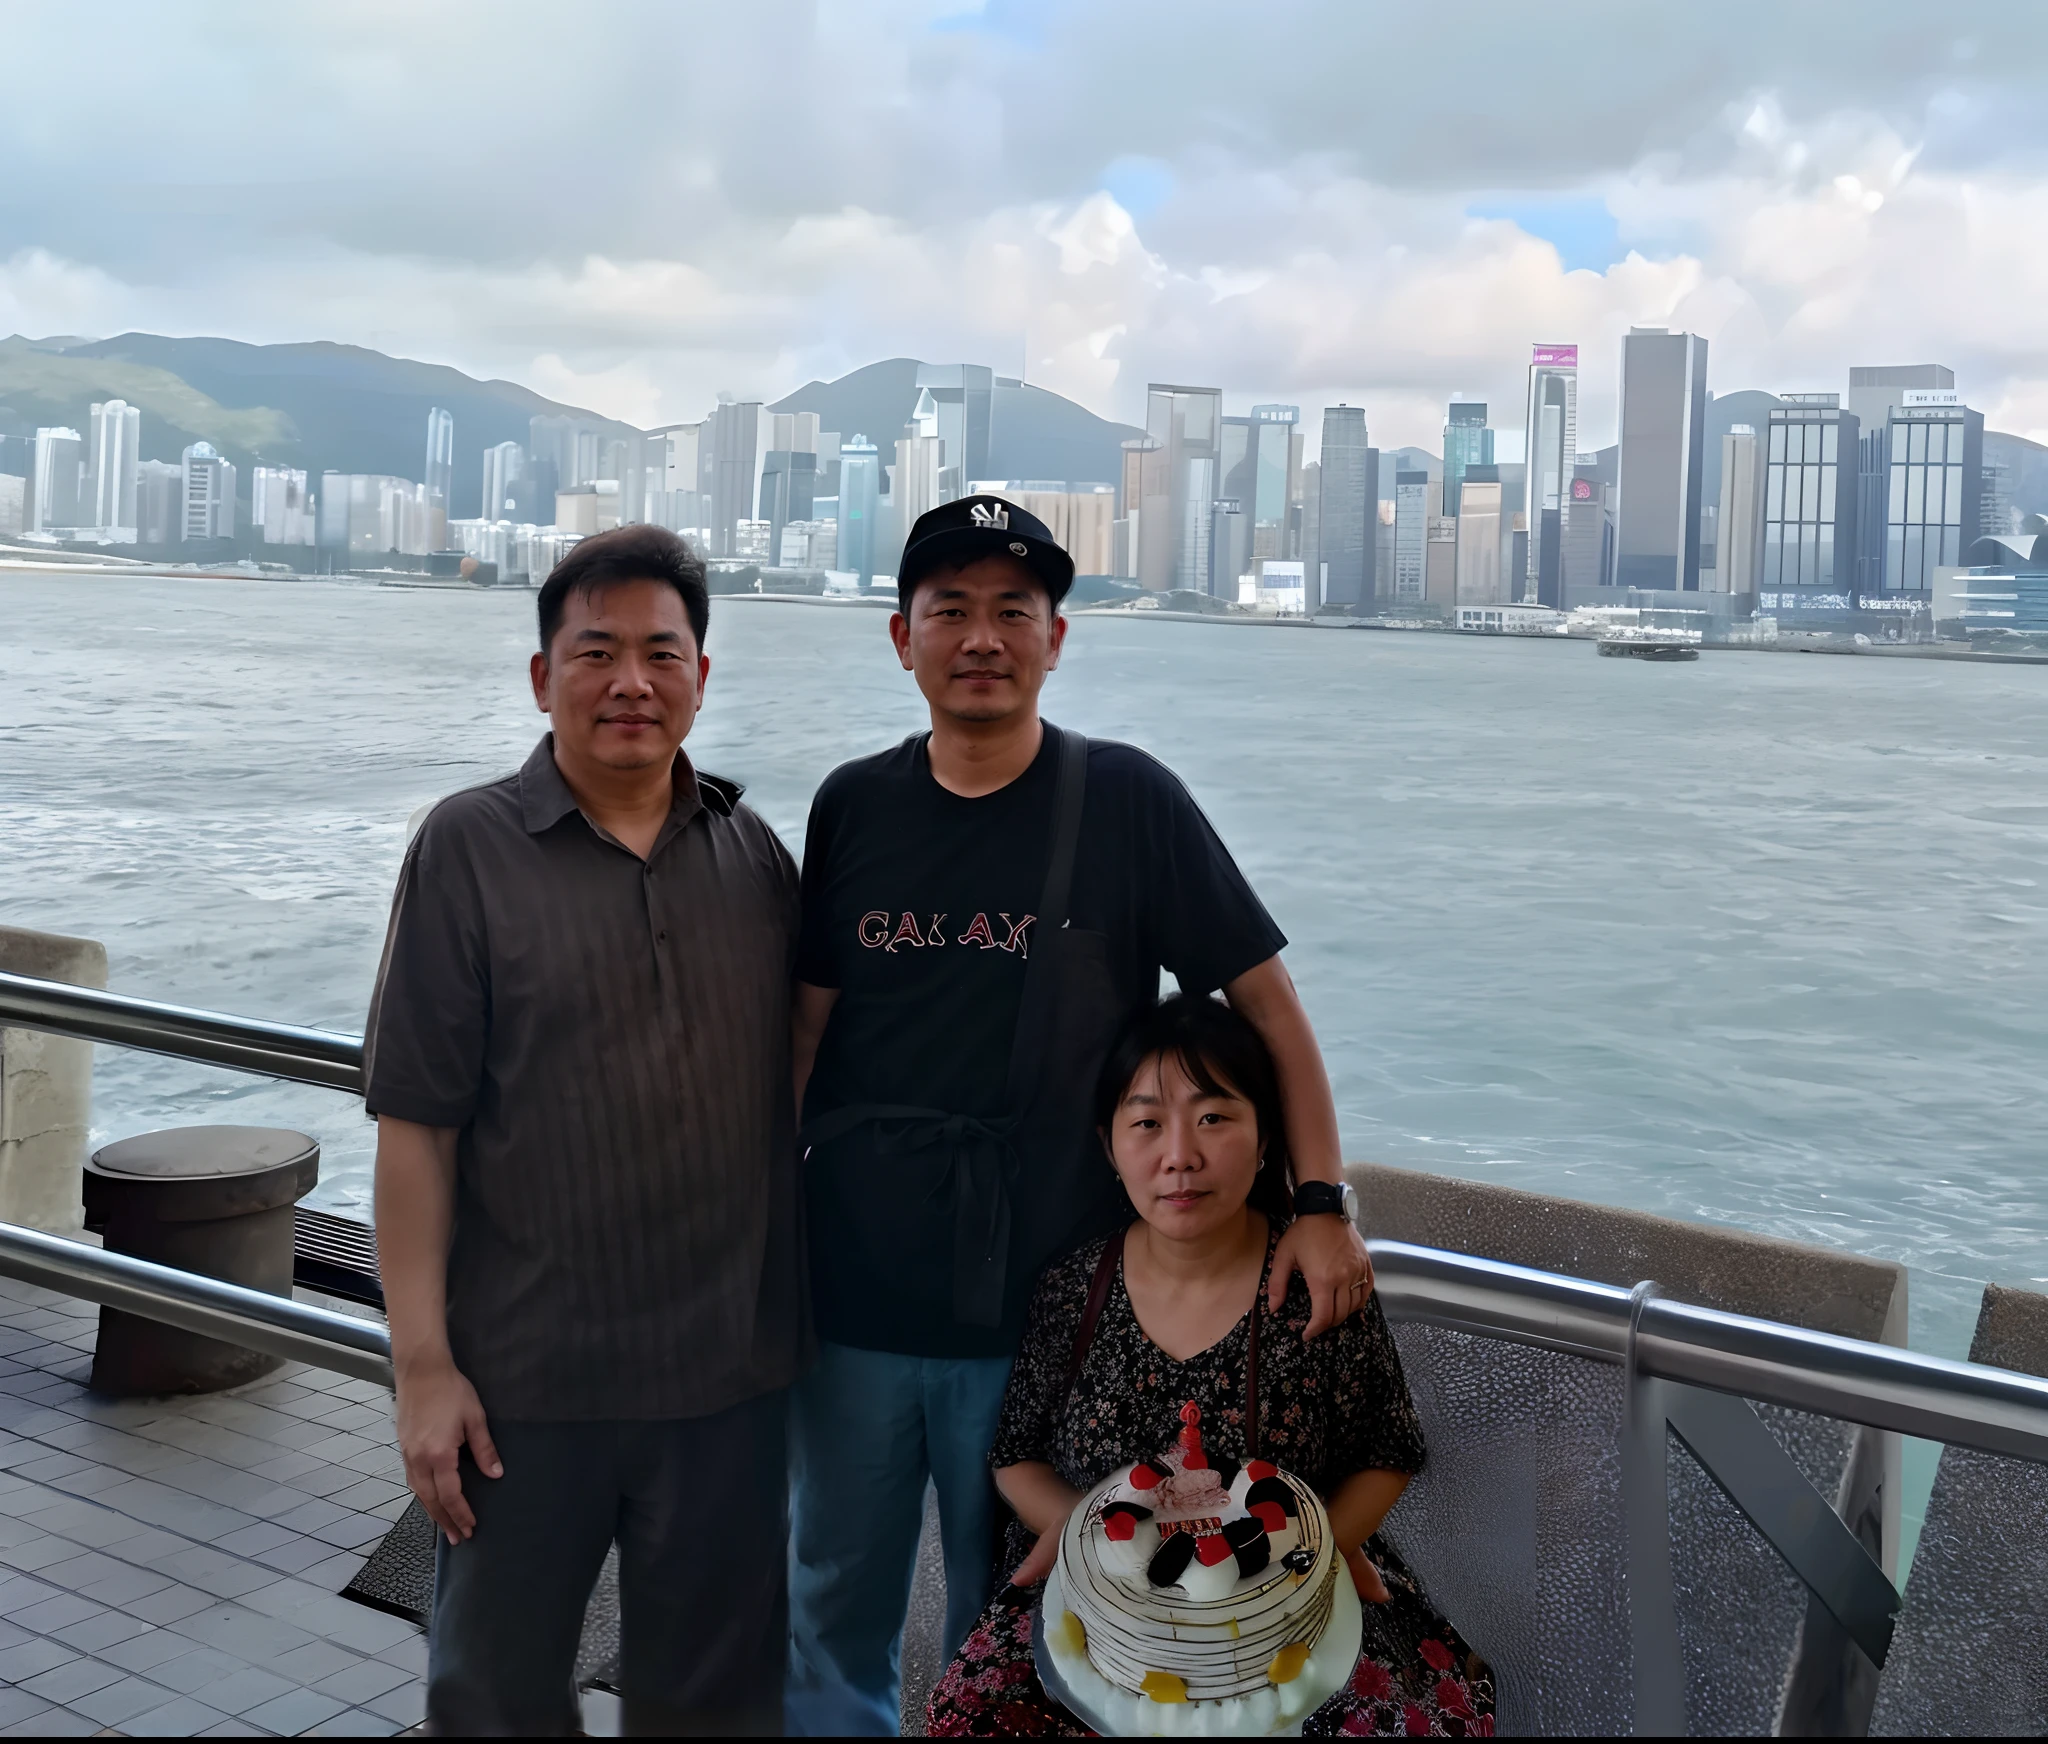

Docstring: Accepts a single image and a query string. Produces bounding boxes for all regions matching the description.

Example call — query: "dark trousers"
[427,1390,787,1737]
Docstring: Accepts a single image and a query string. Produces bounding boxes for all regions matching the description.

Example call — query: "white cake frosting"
[1045,1405,1344,1716]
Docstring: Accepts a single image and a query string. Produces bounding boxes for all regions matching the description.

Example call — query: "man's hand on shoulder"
[1271,1212,1373,1341]
[395,1358,502,1545]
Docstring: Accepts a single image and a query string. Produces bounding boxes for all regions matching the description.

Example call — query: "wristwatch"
[1293,1180,1358,1225]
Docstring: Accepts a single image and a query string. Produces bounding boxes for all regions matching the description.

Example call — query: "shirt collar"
[517,733,741,838]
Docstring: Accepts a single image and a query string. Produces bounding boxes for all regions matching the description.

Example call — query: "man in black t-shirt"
[785,495,1373,1735]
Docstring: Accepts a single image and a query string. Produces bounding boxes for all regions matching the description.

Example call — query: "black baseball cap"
[896,494,1076,609]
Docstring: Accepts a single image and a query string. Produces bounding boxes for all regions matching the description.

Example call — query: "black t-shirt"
[796,726,1287,1356]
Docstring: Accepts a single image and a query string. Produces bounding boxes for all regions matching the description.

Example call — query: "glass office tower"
[1138,384,1223,593]
[1880,402,1983,595]
[1761,396,1859,597]
[1523,348,1579,604]
[1614,328,1709,592]
[1443,401,1492,519]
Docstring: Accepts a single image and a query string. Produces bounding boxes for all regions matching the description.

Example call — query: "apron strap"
[1002,723,1090,1114]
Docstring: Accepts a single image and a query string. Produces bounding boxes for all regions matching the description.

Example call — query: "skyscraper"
[1522,347,1578,603]
[1247,405,1298,560]
[1761,396,1859,598]
[181,442,235,541]
[837,434,880,587]
[1843,367,1959,594]
[1442,401,1492,519]
[1316,405,1375,607]
[136,460,181,544]
[1714,426,1764,595]
[480,442,524,520]
[1614,327,1709,591]
[1393,471,1428,603]
[1217,414,1254,594]
[914,364,994,493]
[703,399,766,558]
[252,467,314,546]
[31,428,83,532]
[1454,467,1504,607]
[86,399,140,536]
[424,407,453,514]
[1879,398,1982,595]
[1298,459,1322,611]
[1136,384,1223,593]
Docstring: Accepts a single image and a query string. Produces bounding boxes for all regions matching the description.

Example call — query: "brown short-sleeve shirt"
[364,734,806,1421]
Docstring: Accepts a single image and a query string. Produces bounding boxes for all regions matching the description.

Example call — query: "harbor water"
[5,568,2047,1383]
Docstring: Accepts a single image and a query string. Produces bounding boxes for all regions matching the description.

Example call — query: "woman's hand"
[994,1460,1085,1586]
[1010,1528,1062,1587]
[1344,1544,1392,1604]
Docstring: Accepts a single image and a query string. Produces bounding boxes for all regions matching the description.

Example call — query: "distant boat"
[1597,638,1699,662]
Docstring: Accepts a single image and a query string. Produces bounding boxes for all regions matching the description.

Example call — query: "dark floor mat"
[342,1498,623,1689]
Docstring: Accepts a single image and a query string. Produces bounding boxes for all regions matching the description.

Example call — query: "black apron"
[801,723,1125,1330]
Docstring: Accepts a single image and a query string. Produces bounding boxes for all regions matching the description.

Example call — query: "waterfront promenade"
[0,1271,423,1736]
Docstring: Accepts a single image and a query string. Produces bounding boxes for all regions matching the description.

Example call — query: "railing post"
[1625,1280,1687,1735]
[0,927,106,1232]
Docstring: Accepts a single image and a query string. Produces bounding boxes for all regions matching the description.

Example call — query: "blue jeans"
[786,1342,1014,1736]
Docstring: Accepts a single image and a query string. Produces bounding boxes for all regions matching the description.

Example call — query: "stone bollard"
[0,925,107,1233]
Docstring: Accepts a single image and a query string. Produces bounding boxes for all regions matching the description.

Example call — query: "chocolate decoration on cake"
[1100,1499,1155,1524]
[1281,1544,1316,1575]
[1222,1514,1272,1577]
[1208,1454,1241,1490]
[1146,1530,1197,1587]
[1245,1474,1300,1515]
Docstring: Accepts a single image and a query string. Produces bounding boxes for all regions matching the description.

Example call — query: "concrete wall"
[0,926,106,1233]
[1351,1162,1907,1737]
[1871,1283,2048,1736]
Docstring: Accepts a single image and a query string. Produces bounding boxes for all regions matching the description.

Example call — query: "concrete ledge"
[0,925,107,1234]
[1350,1161,1906,1737]
[1872,1284,2048,1736]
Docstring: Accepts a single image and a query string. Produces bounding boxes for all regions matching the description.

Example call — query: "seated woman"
[927,993,1492,1738]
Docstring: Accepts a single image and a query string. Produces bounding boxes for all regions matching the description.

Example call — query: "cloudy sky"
[3,0,2045,451]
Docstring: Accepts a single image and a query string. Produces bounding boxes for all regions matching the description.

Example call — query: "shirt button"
[658,931,668,943]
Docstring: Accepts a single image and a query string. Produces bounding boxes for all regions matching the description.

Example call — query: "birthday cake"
[1038,1404,1360,1735]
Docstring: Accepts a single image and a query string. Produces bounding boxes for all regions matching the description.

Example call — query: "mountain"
[770,359,1144,487]
[0,333,637,518]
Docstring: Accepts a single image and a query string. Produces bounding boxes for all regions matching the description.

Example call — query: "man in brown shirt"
[365,525,802,1735]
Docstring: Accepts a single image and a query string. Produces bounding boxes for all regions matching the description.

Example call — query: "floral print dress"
[925,1229,1495,1738]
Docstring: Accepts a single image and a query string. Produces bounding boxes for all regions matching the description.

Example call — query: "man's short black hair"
[537,525,709,655]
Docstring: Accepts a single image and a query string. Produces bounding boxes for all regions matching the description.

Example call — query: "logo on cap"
[970,502,1009,530]
[1009,541,1029,556]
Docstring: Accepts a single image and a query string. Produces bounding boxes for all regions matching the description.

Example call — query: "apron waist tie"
[801,1104,1018,1328]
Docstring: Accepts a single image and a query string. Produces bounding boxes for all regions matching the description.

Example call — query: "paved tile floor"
[0,1273,424,1736]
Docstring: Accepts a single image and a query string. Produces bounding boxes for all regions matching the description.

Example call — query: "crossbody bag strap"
[1245,1243,1272,1462]
[1002,723,1090,1115]
[1063,1225,1126,1408]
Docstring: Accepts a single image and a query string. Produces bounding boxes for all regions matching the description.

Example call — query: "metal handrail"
[0,1222,391,1388]
[6,973,2048,1470]
[1370,1239,2048,1464]
[0,971,363,1094]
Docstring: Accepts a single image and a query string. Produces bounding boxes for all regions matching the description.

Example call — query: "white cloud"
[7,1,2048,458]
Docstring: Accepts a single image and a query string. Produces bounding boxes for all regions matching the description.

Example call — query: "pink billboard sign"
[1532,343,1579,367]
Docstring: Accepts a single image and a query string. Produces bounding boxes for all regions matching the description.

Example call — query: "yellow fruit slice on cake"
[1140,1670,1188,1703]
[1267,1642,1311,1684]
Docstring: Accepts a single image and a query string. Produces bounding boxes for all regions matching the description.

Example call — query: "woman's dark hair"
[537,524,710,655]
[1093,993,1293,1223]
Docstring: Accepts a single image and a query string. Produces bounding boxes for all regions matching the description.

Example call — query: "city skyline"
[3,2,2047,456]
